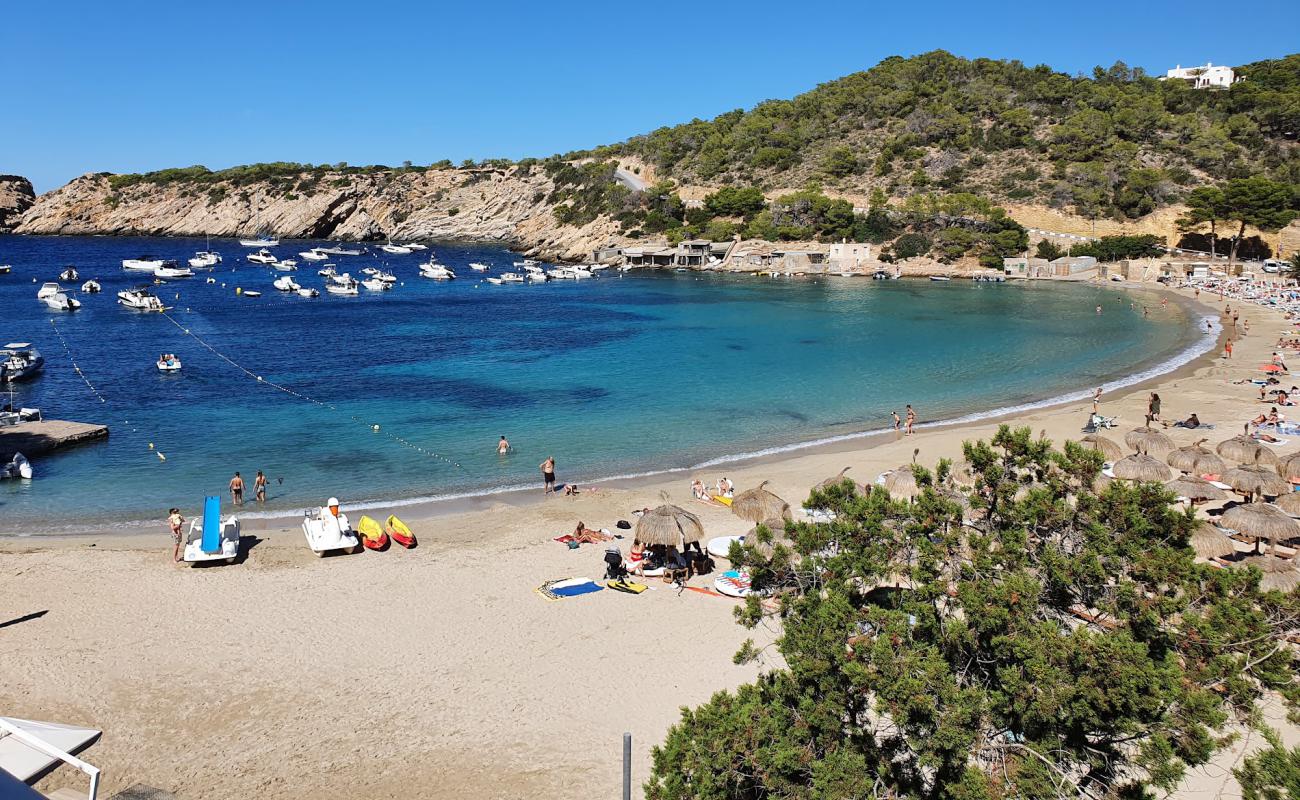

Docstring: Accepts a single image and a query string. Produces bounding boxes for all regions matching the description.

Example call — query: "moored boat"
[118,286,167,312]
[58,267,78,282]
[469,262,490,271]
[247,249,278,265]
[315,245,363,256]
[80,279,101,293]
[419,262,456,280]
[37,283,80,311]
[189,250,222,268]
[157,353,182,372]
[299,249,328,261]
[325,273,360,296]
[273,275,301,292]
[123,255,166,271]
[154,264,195,279]
[0,343,44,383]
[239,235,279,247]
[380,243,413,255]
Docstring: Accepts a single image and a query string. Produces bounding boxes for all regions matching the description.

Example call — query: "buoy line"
[49,318,168,462]
[158,310,464,470]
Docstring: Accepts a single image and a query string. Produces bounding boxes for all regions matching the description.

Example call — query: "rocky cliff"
[12,167,623,262]
[0,175,35,232]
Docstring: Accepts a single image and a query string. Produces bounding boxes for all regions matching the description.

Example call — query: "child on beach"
[892,410,901,430]
[168,508,184,562]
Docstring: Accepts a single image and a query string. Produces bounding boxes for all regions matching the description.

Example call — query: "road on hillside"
[614,168,647,192]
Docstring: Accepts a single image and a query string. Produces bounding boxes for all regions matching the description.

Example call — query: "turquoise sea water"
[0,235,1212,534]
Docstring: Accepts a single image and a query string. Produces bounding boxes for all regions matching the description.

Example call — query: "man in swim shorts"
[540,456,556,494]
[229,471,244,505]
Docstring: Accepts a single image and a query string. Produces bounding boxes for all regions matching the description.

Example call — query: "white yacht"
[570,266,594,279]
[123,255,166,271]
[498,272,525,283]
[189,250,222,268]
[273,275,301,292]
[361,277,390,292]
[419,262,456,280]
[0,344,44,382]
[547,268,575,280]
[380,243,412,255]
[239,235,279,247]
[316,245,363,256]
[373,269,397,283]
[469,262,490,271]
[247,249,278,265]
[325,273,360,296]
[117,285,167,312]
[272,259,298,271]
[80,279,101,293]
[298,249,328,261]
[402,242,427,250]
[153,264,195,279]
[318,265,338,278]
[526,270,548,283]
[38,284,80,311]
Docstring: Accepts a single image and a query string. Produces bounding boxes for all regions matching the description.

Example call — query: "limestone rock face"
[0,175,35,232]
[13,167,624,262]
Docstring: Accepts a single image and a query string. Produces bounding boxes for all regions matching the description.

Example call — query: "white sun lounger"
[0,717,100,790]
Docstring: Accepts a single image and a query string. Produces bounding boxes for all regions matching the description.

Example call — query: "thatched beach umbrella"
[1235,556,1300,592]
[745,517,788,540]
[730,481,792,523]
[1276,452,1300,483]
[1274,491,1300,517]
[1079,434,1124,462]
[815,467,866,496]
[1111,453,1172,482]
[635,504,704,547]
[946,460,978,489]
[1166,439,1225,476]
[1166,475,1226,504]
[1216,436,1280,467]
[883,467,921,500]
[1124,427,1174,456]
[1190,522,1238,560]
[1220,465,1290,498]
[1219,502,1300,551]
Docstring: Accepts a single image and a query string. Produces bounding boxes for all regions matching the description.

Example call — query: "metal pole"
[623,732,632,800]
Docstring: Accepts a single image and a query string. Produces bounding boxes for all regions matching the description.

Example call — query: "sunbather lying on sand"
[572,522,613,544]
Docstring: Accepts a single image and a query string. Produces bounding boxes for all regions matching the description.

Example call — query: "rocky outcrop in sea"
[0,175,35,233]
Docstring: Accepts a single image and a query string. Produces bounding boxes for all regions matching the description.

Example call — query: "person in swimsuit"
[229,471,244,505]
[626,539,646,575]
[497,435,510,455]
[540,456,556,494]
[168,508,184,562]
[255,470,267,503]
[892,410,901,430]
[1092,387,1101,414]
[905,405,916,435]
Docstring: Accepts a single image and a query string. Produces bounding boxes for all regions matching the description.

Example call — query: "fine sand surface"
[3,282,1297,799]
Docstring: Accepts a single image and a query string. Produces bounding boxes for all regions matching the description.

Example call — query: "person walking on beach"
[905,405,916,436]
[1092,387,1102,414]
[497,435,511,455]
[168,508,184,562]
[1224,339,1234,359]
[892,410,901,431]
[1148,392,1161,423]
[540,456,556,494]
[229,472,245,505]
[254,470,267,503]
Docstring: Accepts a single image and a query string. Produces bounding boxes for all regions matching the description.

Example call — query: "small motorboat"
[239,235,279,247]
[498,272,524,283]
[58,267,79,282]
[570,267,594,279]
[361,278,390,292]
[360,267,379,276]
[302,498,361,556]
[38,284,80,311]
[373,270,396,283]
[0,452,33,480]
[189,251,222,268]
[526,270,548,283]
[315,245,363,256]
[356,515,390,551]
[247,249,278,265]
[297,287,320,298]
[486,277,503,285]
[183,496,240,565]
[1,343,44,383]
[118,286,167,312]
[157,353,182,372]
[122,256,166,271]
[242,290,262,298]
[153,264,195,279]
[0,265,11,274]
[419,263,455,280]
[929,275,951,282]
[273,275,301,292]
[469,262,490,271]
[272,259,298,271]
[380,243,412,255]
[317,265,338,277]
[401,242,427,251]
[326,274,360,296]
[80,279,101,293]
[385,515,417,548]
[298,249,329,261]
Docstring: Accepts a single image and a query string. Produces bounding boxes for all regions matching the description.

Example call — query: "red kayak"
[385,515,417,548]
[357,515,390,551]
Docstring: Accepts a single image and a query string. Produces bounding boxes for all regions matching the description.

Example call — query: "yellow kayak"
[385,515,417,548]
[356,515,389,551]
[713,495,733,507]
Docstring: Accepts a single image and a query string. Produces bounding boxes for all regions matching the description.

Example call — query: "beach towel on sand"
[536,578,604,601]
[606,579,648,594]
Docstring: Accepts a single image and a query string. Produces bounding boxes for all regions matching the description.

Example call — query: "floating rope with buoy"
[157,310,464,470]
[48,318,168,462]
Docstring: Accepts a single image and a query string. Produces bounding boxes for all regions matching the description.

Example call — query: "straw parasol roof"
[745,517,788,539]
[1273,491,1300,517]
[1276,452,1300,482]
[1190,522,1238,559]
[1219,502,1300,544]
[635,504,704,546]
[815,467,866,495]
[1111,453,1172,482]
[1166,475,1226,503]
[1079,434,1124,462]
[946,460,978,489]
[1124,427,1174,456]
[1166,439,1225,476]
[883,467,921,500]
[730,481,792,523]
[1216,436,1280,467]
[1220,465,1291,497]
[1235,555,1300,592]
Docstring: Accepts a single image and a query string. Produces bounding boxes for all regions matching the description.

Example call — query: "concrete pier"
[0,419,109,460]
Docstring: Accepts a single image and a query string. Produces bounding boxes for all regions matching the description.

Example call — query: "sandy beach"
[4,280,1298,799]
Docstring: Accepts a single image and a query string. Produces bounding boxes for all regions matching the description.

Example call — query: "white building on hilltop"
[1162,62,1238,89]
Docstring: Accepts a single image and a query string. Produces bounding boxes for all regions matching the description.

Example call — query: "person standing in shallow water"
[255,470,267,503]
[497,435,510,455]
[540,456,556,494]
[229,471,244,505]
[892,410,901,431]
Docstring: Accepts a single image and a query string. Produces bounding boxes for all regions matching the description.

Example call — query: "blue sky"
[3,0,1297,192]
